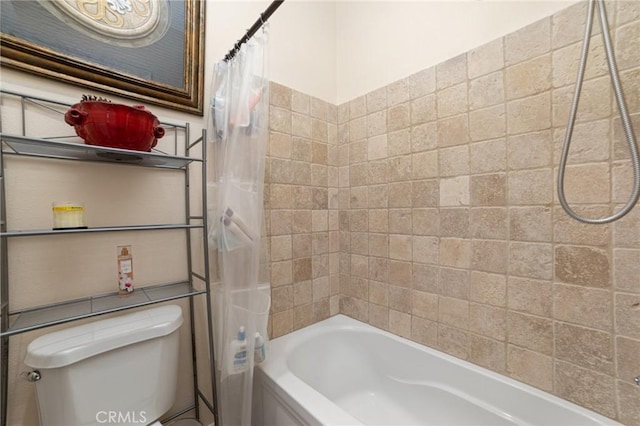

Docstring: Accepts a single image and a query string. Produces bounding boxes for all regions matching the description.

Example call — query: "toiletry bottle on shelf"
[229,326,247,373]
[254,332,266,364]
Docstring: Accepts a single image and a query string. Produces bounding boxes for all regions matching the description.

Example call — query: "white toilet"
[24,305,183,426]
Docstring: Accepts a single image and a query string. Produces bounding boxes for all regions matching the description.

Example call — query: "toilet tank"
[24,305,183,426]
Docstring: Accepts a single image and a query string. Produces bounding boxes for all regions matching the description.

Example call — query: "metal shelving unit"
[0,91,218,426]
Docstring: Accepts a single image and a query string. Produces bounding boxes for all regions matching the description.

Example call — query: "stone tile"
[387,78,411,107]
[271,260,292,287]
[413,208,440,236]
[507,93,551,135]
[439,238,470,269]
[350,210,368,232]
[504,18,551,66]
[270,82,292,108]
[553,284,612,331]
[271,285,293,313]
[470,271,506,307]
[470,173,506,206]
[613,204,640,248]
[271,310,293,338]
[439,208,469,238]
[469,104,506,142]
[551,1,590,49]
[389,309,411,338]
[413,290,438,321]
[389,181,413,207]
[470,303,506,341]
[389,261,412,288]
[388,155,412,182]
[507,345,553,391]
[615,20,640,71]
[617,336,640,383]
[505,54,551,100]
[292,113,312,139]
[440,176,470,206]
[617,380,640,426]
[509,242,553,280]
[366,87,387,113]
[349,117,367,143]
[292,210,312,234]
[469,335,506,373]
[368,184,388,209]
[293,280,312,306]
[552,36,608,88]
[389,209,412,234]
[369,280,389,306]
[389,285,412,313]
[387,103,411,131]
[411,316,438,347]
[369,233,389,258]
[554,361,616,419]
[349,95,366,119]
[617,0,640,26]
[270,184,293,209]
[439,296,469,330]
[412,180,439,208]
[471,240,508,274]
[556,322,614,375]
[507,130,552,170]
[468,38,504,79]
[413,236,439,265]
[292,234,312,258]
[508,168,553,205]
[436,53,467,89]
[312,187,328,209]
[555,245,610,288]
[507,311,553,355]
[508,277,552,317]
[613,161,635,204]
[437,114,469,147]
[411,151,438,180]
[367,135,388,161]
[437,83,468,119]
[270,107,292,133]
[271,158,293,184]
[292,91,310,114]
[389,234,412,261]
[367,110,387,138]
[409,67,436,99]
[341,296,369,323]
[369,257,388,283]
[470,139,507,174]
[559,163,611,204]
[469,71,504,110]
[439,267,469,300]
[388,129,411,157]
[369,303,389,330]
[411,93,437,125]
[411,122,438,152]
[509,206,552,242]
[470,207,508,240]
[271,235,292,261]
[616,292,640,339]
[312,276,330,301]
[368,159,389,184]
[312,254,329,278]
[438,324,469,359]
[270,131,292,159]
[552,79,611,128]
[613,248,640,293]
[439,145,469,177]
[369,209,388,233]
[413,263,439,294]
[271,210,292,236]
[293,304,314,330]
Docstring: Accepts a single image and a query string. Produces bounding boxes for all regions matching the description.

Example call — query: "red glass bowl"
[64,101,165,152]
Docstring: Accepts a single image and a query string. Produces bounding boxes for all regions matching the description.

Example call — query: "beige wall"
[335,0,578,103]
[332,1,640,424]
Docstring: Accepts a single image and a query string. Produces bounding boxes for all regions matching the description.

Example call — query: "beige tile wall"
[265,83,341,338]
[266,1,639,424]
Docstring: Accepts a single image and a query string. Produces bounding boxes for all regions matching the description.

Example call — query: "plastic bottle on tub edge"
[254,332,266,364]
[229,326,247,373]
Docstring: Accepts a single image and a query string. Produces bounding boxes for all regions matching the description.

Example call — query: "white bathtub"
[252,315,620,426]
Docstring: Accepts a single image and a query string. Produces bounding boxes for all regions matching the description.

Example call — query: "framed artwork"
[0,0,206,115]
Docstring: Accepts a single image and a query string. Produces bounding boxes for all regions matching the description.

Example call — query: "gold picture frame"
[0,0,206,115]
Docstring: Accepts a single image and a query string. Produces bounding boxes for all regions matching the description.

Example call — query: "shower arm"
[557,0,640,224]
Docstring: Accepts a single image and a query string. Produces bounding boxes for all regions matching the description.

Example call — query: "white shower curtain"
[207,26,270,426]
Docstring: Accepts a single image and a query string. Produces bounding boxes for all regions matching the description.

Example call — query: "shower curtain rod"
[223,0,285,62]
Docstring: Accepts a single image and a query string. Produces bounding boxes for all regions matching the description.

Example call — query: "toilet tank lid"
[24,305,183,369]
